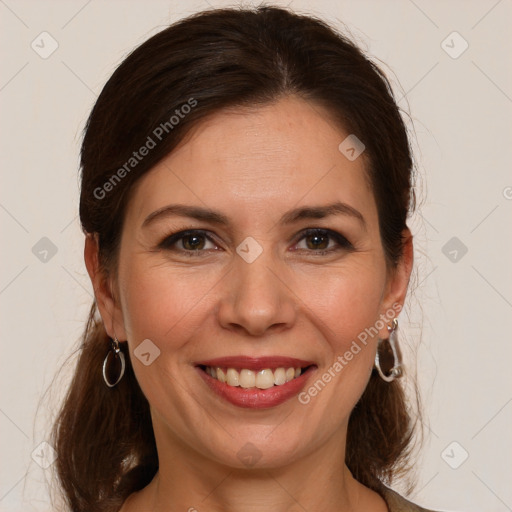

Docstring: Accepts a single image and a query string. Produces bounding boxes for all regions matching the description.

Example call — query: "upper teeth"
[205,366,302,389]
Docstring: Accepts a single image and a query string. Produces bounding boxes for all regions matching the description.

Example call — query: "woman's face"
[94,96,411,470]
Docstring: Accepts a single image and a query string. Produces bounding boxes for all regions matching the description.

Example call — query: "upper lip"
[195,356,316,371]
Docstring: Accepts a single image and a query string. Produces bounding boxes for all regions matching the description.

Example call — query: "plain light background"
[1,0,511,511]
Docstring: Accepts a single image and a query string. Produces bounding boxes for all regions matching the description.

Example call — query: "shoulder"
[378,485,444,512]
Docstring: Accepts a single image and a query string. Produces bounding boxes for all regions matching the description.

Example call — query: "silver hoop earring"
[375,318,402,382]
[102,335,126,388]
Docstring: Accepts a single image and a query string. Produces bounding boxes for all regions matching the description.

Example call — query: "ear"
[84,233,127,341]
[378,227,414,336]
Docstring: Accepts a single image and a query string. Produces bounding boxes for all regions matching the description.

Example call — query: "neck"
[130,427,375,512]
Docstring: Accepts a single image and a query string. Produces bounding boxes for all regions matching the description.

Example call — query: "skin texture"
[85,96,413,511]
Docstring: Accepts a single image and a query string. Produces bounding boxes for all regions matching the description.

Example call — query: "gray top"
[380,486,441,512]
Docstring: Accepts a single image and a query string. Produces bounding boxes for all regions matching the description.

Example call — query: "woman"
[52,6,441,511]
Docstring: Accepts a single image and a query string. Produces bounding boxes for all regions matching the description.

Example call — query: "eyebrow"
[142,204,229,228]
[142,201,366,230]
[280,202,366,230]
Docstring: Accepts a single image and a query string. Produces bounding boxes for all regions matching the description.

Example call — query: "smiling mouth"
[195,356,317,408]
[198,365,314,390]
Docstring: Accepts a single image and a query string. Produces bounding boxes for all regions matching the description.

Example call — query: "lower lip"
[197,367,316,409]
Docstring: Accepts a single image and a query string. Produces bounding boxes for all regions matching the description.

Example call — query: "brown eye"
[158,230,218,253]
[181,233,206,250]
[304,232,330,250]
[294,228,353,254]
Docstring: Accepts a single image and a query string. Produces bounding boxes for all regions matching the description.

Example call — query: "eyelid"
[157,227,353,254]
[292,227,353,250]
[157,228,221,251]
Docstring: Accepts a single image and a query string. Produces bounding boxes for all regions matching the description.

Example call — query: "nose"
[216,251,297,337]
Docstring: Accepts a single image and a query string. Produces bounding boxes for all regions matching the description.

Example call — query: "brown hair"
[52,6,417,511]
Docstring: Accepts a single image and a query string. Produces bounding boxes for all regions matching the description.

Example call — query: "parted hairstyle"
[52,6,419,511]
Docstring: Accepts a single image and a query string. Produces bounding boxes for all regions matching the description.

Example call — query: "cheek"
[117,261,217,412]
[294,262,385,398]
[293,268,385,417]
[118,257,227,376]
[295,259,387,350]
[268,262,387,443]
[121,268,206,341]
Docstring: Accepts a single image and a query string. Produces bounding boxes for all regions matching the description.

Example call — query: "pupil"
[308,234,328,250]
[184,235,204,250]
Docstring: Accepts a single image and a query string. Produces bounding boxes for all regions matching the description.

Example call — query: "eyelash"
[294,228,354,254]
[157,228,354,257]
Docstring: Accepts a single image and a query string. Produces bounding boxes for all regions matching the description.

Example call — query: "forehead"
[126,96,377,229]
